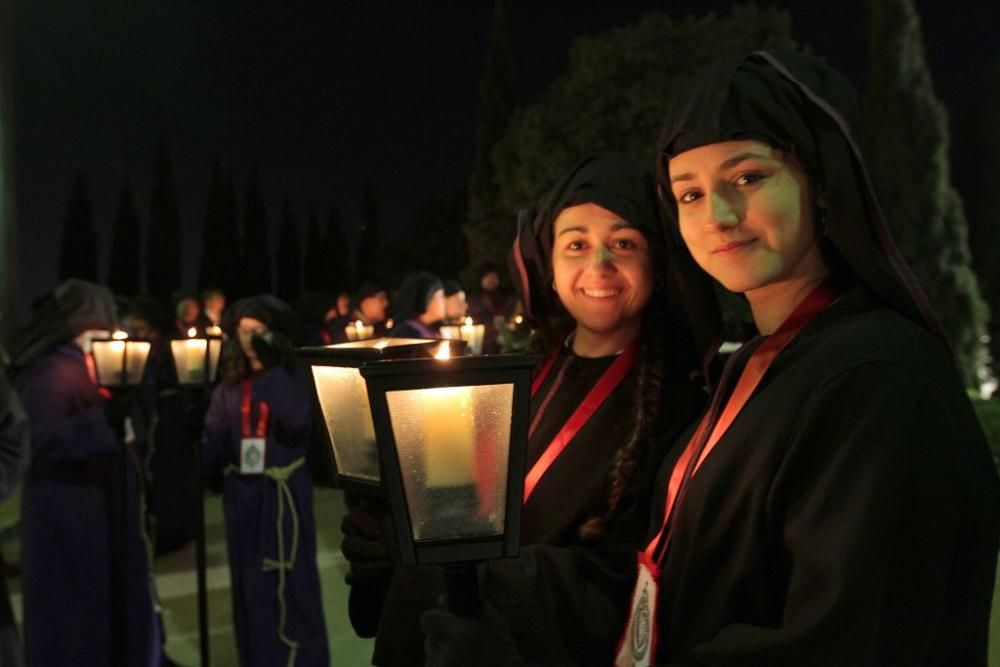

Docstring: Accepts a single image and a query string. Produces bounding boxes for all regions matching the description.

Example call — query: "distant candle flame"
[111,330,128,340]
[463,316,473,326]
[188,327,198,338]
[206,325,222,336]
[514,315,523,325]
[354,320,364,330]
[434,342,451,360]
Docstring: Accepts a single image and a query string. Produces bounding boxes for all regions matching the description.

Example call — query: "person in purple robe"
[202,294,329,666]
[387,271,446,339]
[11,279,160,666]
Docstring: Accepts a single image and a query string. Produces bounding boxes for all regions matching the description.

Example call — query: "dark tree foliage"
[57,171,98,282]
[302,202,323,292]
[322,205,352,292]
[864,0,987,387]
[241,165,272,295]
[276,194,302,301]
[492,5,796,213]
[384,189,468,288]
[108,176,141,296]
[463,0,516,286]
[955,57,1000,388]
[198,158,240,296]
[355,180,381,284]
[146,133,182,300]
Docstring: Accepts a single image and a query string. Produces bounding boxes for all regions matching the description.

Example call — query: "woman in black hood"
[348,153,715,666]
[202,294,330,665]
[423,52,999,667]
[388,271,447,339]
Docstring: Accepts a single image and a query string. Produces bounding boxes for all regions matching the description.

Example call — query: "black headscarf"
[657,50,945,343]
[442,280,464,297]
[11,279,118,369]
[390,272,443,323]
[509,151,721,377]
[222,294,298,339]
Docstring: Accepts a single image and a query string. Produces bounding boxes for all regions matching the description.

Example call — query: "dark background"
[9,0,999,312]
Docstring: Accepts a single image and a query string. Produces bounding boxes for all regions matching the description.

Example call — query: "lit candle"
[422,344,476,487]
[422,385,476,487]
[346,320,373,342]
[459,317,485,355]
[184,327,207,382]
[206,324,223,337]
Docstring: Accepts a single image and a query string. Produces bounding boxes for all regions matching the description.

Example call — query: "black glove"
[341,504,394,638]
[340,505,392,585]
[102,391,133,440]
[422,603,524,667]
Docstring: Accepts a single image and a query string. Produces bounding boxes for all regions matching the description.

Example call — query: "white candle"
[421,385,476,487]
[459,317,485,355]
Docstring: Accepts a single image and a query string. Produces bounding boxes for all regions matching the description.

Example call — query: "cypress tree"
[303,202,322,292]
[864,0,988,386]
[355,180,381,284]
[276,194,302,301]
[961,58,1000,388]
[463,0,515,285]
[58,171,98,282]
[108,176,141,295]
[322,205,352,292]
[146,133,182,300]
[241,165,271,295]
[198,159,228,292]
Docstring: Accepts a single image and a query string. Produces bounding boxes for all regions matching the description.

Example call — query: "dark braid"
[579,292,667,540]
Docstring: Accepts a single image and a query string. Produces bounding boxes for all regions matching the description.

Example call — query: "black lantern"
[91,331,152,387]
[298,338,466,494]
[170,325,223,385]
[360,347,534,614]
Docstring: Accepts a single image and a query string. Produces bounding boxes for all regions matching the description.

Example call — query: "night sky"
[9,0,1000,317]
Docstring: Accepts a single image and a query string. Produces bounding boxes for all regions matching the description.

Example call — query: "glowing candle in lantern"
[422,344,476,487]
[459,317,485,355]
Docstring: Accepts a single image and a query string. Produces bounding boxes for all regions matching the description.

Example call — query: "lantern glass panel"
[208,338,222,382]
[92,340,126,385]
[171,338,208,384]
[124,341,151,384]
[385,382,513,542]
[310,365,379,482]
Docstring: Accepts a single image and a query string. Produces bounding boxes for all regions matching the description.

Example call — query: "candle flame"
[354,320,364,330]
[187,327,198,338]
[514,315,523,325]
[206,325,222,336]
[111,330,128,340]
[464,316,473,326]
[434,342,451,360]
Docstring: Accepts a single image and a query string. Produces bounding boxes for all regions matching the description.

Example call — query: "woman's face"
[445,291,468,320]
[551,202,654,337]
[668,139,826,296]
[423,289,447,323]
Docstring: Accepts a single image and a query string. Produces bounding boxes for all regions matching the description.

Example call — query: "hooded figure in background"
[388,271,446,339]
[12,279,161,666]
[202,294,329,666]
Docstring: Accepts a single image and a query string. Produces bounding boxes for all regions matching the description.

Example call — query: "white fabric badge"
[240,437,266,475]
[615,553,660,667]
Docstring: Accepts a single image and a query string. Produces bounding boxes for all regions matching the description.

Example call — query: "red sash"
[240,380,270,438]
[614,279,840,667]
[523,340,639,503]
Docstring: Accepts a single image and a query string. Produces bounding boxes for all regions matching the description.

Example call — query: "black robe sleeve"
[671,362,998,666]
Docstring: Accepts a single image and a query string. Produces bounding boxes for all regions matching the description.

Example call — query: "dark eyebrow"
[670,151,776,184]
[555,220,632,237]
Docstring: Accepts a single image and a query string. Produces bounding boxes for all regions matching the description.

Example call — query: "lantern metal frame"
[359,353,534,566]
[298,338,466,494]
[90,336,152,388]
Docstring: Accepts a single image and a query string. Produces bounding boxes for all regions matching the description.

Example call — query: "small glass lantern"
[91,330,152,387]
[440,317,486,355]
[170,326,223,385]
[360,346,534,567]
[299,338,466,493]
[345,319,376,342]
